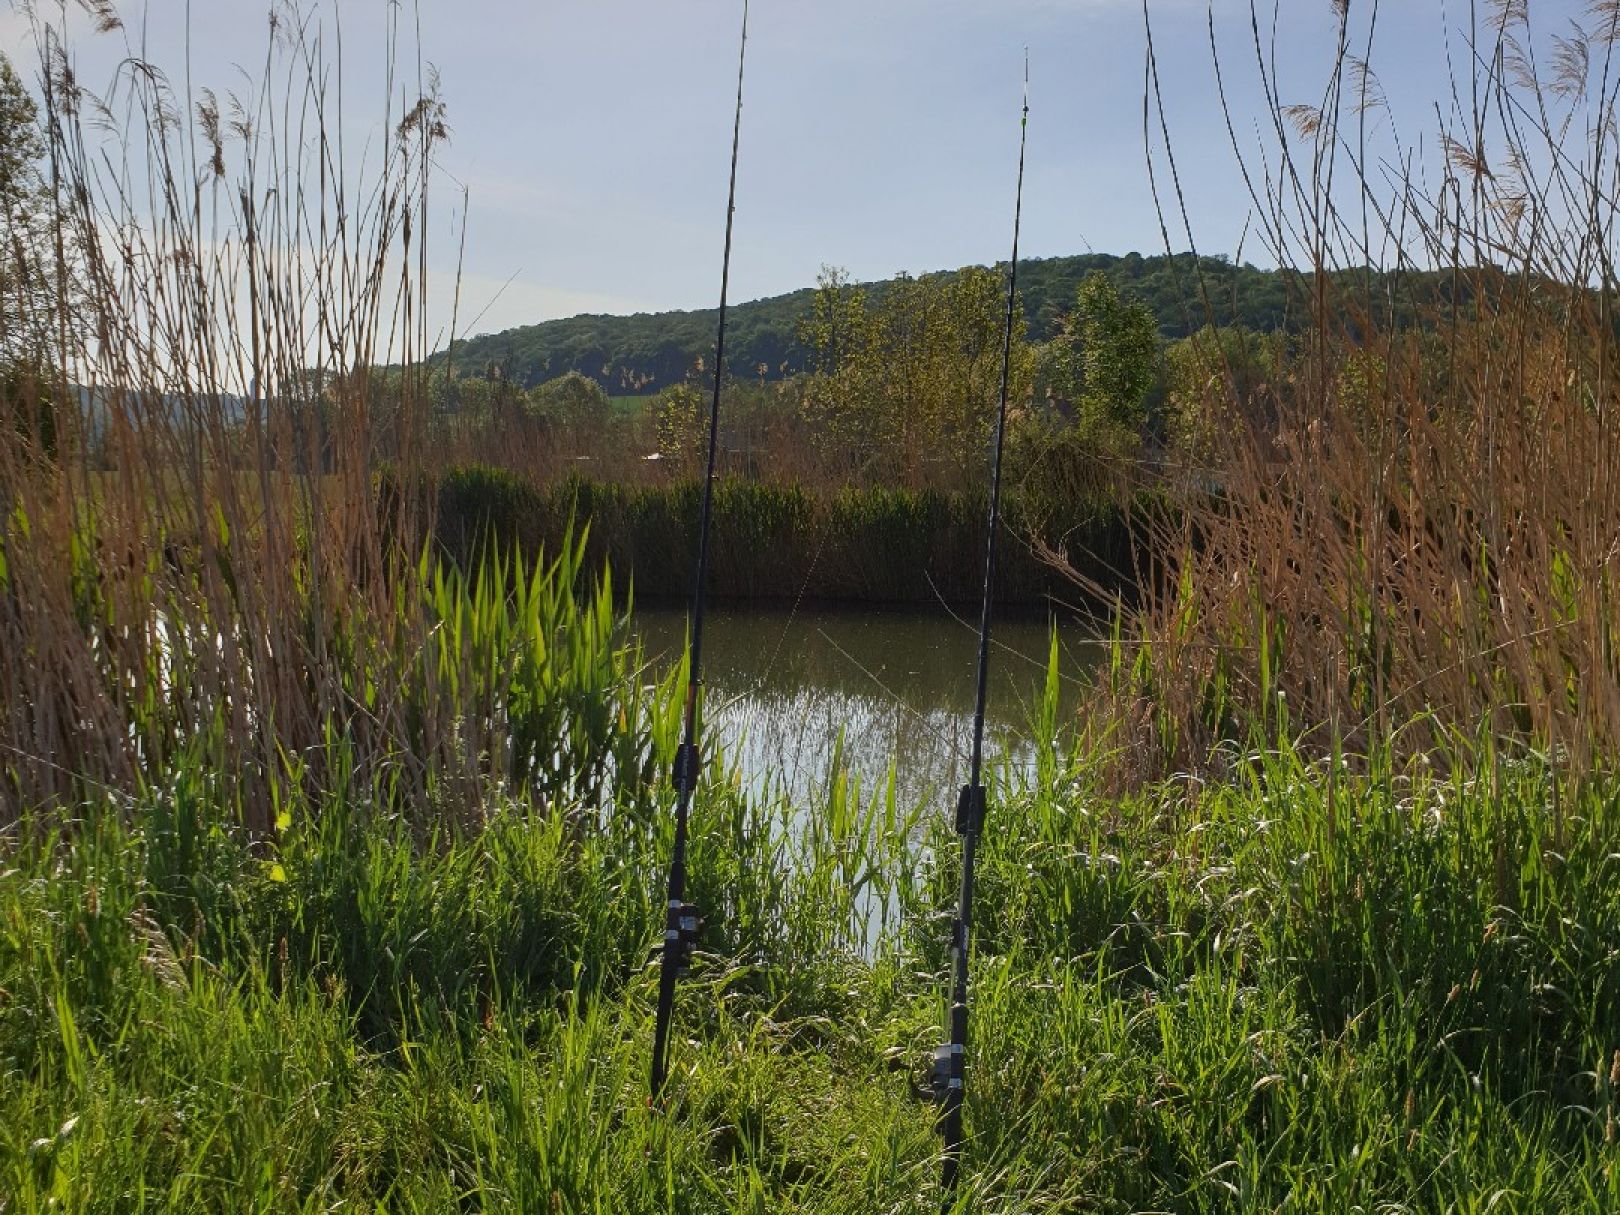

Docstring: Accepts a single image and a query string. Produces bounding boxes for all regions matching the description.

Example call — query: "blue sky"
[1,1,1602,338]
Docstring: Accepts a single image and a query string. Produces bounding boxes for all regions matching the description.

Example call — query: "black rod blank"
[650,0,750,1103]
[935,57,1030,1201]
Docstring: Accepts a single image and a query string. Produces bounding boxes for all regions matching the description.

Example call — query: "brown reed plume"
[0,1,470,824]
[1100,0,1620,788]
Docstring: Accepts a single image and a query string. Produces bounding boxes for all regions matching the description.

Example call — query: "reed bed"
[1105,1,1620,784]
[432,466,1137,609]
[0,3,584,826]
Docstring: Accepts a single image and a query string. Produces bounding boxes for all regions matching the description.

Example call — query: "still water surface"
[634,602,1101,809]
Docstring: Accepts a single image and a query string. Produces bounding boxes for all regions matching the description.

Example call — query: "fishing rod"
[649,0,750,1103]
[929,56,1029,1200]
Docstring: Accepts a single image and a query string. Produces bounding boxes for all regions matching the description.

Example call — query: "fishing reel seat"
[672,742,701,795]
[955,783,985,835]
[648,900,705,975]
[928,1042,964,1108]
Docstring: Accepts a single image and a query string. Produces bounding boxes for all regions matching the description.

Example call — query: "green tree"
[0,50,60,457]
[797,266,880,474]
[0,52,47,346]
[451,376,496,427]
[798,266,1032,484]
[1163,324,1285,461]
[526,371,611,430]
[654,379,705,465]
[800,265,866,377]
[1071,271,1159,433]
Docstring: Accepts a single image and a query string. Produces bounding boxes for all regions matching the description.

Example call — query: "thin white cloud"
[434,274,646,341]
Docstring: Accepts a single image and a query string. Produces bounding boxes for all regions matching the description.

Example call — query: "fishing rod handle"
[672,741,701,795]
[955,783,986,835]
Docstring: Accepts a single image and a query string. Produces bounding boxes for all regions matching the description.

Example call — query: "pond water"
[633,601,1102,810]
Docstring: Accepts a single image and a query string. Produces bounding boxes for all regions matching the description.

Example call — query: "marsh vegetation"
[2,1,1620,1211]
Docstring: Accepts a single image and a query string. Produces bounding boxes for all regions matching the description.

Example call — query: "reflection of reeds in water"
[710,683,974,812]
[634,604,1096,809]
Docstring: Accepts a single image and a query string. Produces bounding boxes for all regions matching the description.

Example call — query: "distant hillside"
[439,253,1314,394]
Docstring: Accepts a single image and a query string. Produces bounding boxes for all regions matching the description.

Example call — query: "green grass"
[2,526,1615,1210]
[609,394,655,417]
[4,682,1619,1210]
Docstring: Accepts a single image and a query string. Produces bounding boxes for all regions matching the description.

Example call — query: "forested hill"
[442,252,1305,394]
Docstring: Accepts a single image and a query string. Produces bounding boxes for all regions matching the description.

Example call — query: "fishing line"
[812,626,972,763]
[715,511,834,741]
[922,569,1094,692]
[649,0,750,1104]
[928,52,1030,1204]
[693,530,835,805]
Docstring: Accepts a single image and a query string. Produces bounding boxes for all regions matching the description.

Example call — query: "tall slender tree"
[0,50,51,368]
[0,50,66,460]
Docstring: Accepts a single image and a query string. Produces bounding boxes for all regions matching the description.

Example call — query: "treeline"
[637,265,1276,496]
[442,252,1351,394]
[423,265,1256,483]
[402,264,1276,613]
[407,265,1186,608]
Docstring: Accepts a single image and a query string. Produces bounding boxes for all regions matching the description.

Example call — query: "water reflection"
[634,602,1101,809]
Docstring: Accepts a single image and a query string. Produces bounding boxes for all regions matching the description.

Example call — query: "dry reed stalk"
[1105,1,1620,780]
[0,2,460,825]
